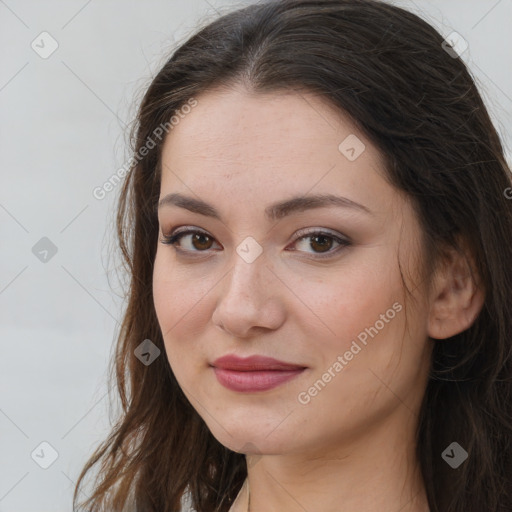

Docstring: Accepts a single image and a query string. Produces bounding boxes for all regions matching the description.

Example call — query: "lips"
[212,354,306,371]
[211,354,307,392]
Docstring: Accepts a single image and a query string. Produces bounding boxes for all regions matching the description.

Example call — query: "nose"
[211,251,286,338]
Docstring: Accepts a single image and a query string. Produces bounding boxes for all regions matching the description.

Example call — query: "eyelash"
[159,227,351,260]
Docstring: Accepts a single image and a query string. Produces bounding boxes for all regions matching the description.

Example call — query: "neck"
[236,410,429,512]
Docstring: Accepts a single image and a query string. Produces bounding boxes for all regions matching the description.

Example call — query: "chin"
[205,420,288,455]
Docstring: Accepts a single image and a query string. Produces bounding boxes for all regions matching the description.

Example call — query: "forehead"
[164,86,381,158]
[159,86,394,216]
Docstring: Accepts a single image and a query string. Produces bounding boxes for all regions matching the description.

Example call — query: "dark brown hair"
[73,1,512,510]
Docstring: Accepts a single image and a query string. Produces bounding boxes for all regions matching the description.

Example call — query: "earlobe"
[427,242,485,340]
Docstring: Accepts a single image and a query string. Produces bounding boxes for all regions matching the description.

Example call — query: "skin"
[152,85,485,512]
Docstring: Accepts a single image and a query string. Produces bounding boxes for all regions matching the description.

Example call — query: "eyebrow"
[157,192,372,222]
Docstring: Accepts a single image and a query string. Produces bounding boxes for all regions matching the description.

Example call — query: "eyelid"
[163,225,210,239]
[293,226,348,242]
[161,225,347,242]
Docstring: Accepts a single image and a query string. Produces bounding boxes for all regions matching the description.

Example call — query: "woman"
[73,0,512,511]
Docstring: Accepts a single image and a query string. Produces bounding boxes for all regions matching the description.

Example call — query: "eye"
[159,227,351,259]
[290,228,351,258]
[159,228,220,254]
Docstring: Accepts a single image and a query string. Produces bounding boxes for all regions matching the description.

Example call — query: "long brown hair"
[73,1,512,510]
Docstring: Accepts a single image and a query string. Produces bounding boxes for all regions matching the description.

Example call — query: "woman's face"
[153,86,433,457]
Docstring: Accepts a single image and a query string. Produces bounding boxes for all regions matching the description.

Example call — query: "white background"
[0,1,511,510]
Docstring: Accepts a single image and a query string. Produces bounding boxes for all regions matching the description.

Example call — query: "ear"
[427,238,485,340]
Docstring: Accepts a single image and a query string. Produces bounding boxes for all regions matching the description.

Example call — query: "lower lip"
[212,367,306,392]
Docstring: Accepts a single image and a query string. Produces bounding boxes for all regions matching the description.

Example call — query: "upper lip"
[211,354,306,371]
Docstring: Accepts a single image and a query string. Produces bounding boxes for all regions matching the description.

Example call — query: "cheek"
[152,254,216,377]
[290,257,412,416]
[293,280,423,429]
[153,254,205,335]
[152,263,194,386]
[152,257,175,334]
[290,254,403,344]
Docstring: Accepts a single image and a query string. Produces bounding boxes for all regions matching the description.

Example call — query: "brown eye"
[160,227,351,260]
[291,230,350,259]
[190,233,214,250]
[160,229,220,252]
[308,234,334,253]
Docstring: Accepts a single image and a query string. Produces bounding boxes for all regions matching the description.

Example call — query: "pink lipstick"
[211,354,306,392]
